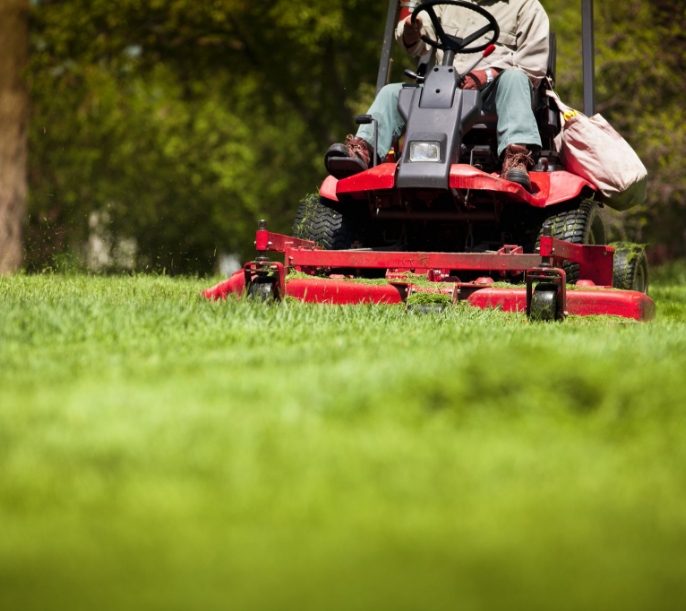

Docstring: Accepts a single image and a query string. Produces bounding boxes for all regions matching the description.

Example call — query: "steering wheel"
[411,0,500,54]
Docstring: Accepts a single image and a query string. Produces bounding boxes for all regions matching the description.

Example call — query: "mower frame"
[203,221,655,322]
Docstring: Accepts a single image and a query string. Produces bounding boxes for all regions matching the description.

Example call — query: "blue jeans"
[356,69,541,158]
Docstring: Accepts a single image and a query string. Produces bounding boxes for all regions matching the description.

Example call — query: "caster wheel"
[248,278,277,301]
[529,283,559,322]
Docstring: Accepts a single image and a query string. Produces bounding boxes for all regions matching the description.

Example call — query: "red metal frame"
[201,227,655,323]
[538,234,613,286]
[286,248,542,273]
[255,229,316,253]
[322,163,596,208]
[255,230,613,285]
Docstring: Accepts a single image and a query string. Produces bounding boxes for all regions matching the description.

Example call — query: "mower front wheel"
[529,283,560,322]
[248,278,277,302]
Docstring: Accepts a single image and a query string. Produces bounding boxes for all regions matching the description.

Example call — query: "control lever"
[404,68,425,83]
[457,44,496,85]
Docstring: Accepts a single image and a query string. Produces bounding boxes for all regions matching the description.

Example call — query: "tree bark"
[0,0,29,273]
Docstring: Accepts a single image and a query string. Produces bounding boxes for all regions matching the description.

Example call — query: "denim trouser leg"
[355,83,409,158]
[356,70,540,159]
[482,69,541,156]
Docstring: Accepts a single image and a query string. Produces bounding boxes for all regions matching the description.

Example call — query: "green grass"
[1,272,686,610]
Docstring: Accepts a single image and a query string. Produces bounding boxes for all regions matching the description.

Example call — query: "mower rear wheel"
[292,193,355,250]
[611,243,649,293]
[529,283,560,322]
[537,200,606,284]
[248,278,277,302]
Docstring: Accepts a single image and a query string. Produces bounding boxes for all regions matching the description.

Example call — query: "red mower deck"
[203,224,655,322]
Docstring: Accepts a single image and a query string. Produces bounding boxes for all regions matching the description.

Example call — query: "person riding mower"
[325,0,549,192]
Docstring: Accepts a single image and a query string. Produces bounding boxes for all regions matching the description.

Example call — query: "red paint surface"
[286,278,405,304]
[255,229,269,251]
[320,163,595,209]
[546,171,596,205]
[467,287,655,321]
[288,249,541,272]
[450,166,595,208]
[336,162,397,194]
[202,271,245,300]
[450,164,546,205]
[261,232,318,253]
[539,236,614,286]
[202,272,654,322]
[320,175,339,202]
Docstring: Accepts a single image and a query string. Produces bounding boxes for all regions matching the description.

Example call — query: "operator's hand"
[461,69,491,90]
[403,16,423,47]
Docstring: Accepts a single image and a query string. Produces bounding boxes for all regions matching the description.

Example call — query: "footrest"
[325,156,367,179]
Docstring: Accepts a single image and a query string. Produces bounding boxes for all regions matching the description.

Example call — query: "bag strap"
[544,80,582,123]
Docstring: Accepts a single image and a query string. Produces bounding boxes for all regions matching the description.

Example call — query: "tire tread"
[610,243,648,292]
[292,193,354,250]
[538,200,605,284]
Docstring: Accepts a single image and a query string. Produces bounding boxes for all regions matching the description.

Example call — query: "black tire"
[248,278,276,301]
[611,243,649,293]
[292,193,355,250]
[529,283,559,322]
[538,200,606,284]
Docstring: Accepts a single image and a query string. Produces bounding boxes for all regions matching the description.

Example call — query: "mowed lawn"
[1,271,686,611]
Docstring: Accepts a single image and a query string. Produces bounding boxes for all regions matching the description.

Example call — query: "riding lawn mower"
[204,0,654,322]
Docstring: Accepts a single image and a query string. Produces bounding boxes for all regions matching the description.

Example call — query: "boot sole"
[504,169,532,191]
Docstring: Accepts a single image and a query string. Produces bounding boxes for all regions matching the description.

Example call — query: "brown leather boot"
[501,144,534,191]
[324,135,374,179]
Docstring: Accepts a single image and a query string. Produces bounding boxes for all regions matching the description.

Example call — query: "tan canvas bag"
[547,89,648,211]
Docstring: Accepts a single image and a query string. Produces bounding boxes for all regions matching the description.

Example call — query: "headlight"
[409,141,441,162]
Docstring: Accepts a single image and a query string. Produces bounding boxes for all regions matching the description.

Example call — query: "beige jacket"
[396,0,549,84]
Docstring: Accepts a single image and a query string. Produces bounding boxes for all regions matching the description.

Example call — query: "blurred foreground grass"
[1,272,686,610]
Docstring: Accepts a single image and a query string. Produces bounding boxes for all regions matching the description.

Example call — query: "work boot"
[324,135,374,179]
[501,144,534,191]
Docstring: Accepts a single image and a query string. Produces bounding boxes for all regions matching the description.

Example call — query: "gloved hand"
[403,16,423,47]
[462,69,498,90]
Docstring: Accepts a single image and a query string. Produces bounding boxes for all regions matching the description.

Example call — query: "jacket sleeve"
[395,6,441,58]
[513,0,550,83]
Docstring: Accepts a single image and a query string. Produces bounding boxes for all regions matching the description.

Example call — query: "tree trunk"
[0,0,29,273]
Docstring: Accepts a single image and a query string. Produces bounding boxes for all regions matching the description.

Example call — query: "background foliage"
[25,0,686,273]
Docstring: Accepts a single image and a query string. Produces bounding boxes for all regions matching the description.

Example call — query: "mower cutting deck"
[203,221,655,322]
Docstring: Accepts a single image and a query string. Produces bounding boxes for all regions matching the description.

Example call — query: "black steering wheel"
[411,0,500,54]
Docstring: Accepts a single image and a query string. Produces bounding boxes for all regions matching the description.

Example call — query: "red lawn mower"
[204,0,654,322]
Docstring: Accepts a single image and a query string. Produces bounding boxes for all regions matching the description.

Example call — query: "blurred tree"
[24,0,686,272]
[27,0,388,272]
[0,0,29,273]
